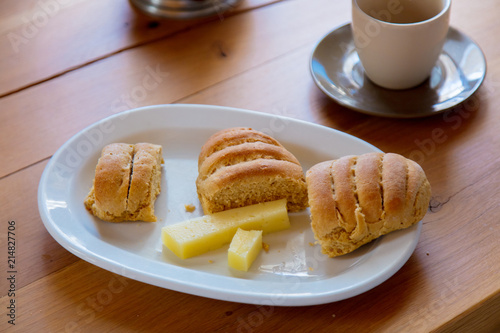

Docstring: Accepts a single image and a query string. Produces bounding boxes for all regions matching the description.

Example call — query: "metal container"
[130,0,242,19]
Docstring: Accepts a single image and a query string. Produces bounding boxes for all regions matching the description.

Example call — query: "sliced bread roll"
[84,143,163,222]
[306,152,431,257]
[196,127,308,214]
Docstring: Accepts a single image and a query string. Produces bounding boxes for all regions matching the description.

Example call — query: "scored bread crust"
[84,143,163,222]
[306,152,431,257]
[126,143,163,221]
[196,128,308,214]
[91,143,134,217]
[198,127,283,168]
[198,141,300,182]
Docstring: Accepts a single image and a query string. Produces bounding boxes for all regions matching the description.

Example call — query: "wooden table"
[1,0,499,332]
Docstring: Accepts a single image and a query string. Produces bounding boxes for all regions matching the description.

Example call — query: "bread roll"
[196,127,308,214]
[84,143,163,222]
[306,152,431,257]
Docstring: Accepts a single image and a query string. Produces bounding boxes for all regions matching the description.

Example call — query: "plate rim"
[310,22,487,118]
[37,104,422,306]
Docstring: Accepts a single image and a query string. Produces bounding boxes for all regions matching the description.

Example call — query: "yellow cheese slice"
[162,199,289,259]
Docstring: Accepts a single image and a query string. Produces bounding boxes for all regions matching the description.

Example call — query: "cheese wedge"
[228,229,263,271]
[162,199,289,259]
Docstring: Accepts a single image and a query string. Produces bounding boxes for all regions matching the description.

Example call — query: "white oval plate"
[38,104,422,306]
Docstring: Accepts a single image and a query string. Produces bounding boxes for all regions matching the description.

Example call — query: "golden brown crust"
[198,141,300,182]
[92,143,134,217]
[306,161,338,240]
[196,127,308,214]
[84,143,163,222]
[306,152,431,257]
[127,143,164,221]
[197,159,308,213]
[198,127,283,168]
[355,153,383,223]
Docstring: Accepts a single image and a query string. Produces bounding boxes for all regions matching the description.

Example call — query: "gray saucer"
[310,23,487,118]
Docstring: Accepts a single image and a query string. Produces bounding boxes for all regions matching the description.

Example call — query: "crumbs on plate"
[262,242,270,253]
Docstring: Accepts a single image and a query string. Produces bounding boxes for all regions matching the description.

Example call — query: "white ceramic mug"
[352,0,451,90]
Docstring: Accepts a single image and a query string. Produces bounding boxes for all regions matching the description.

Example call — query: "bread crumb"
[208,260,214,264]
[308,242,315,247]
[308,267,314,271]
[262,242,270,253]
[185,204,196,212]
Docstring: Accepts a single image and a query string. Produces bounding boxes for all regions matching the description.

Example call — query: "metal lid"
[130,0,242,19]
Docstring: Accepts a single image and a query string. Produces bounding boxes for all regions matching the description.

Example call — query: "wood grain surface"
[1,0,499,332]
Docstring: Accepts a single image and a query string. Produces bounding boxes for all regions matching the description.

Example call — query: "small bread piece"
[87,143,134,219]
[306,152,431,257]
[84,143,163,222]
[196,128,308,214]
